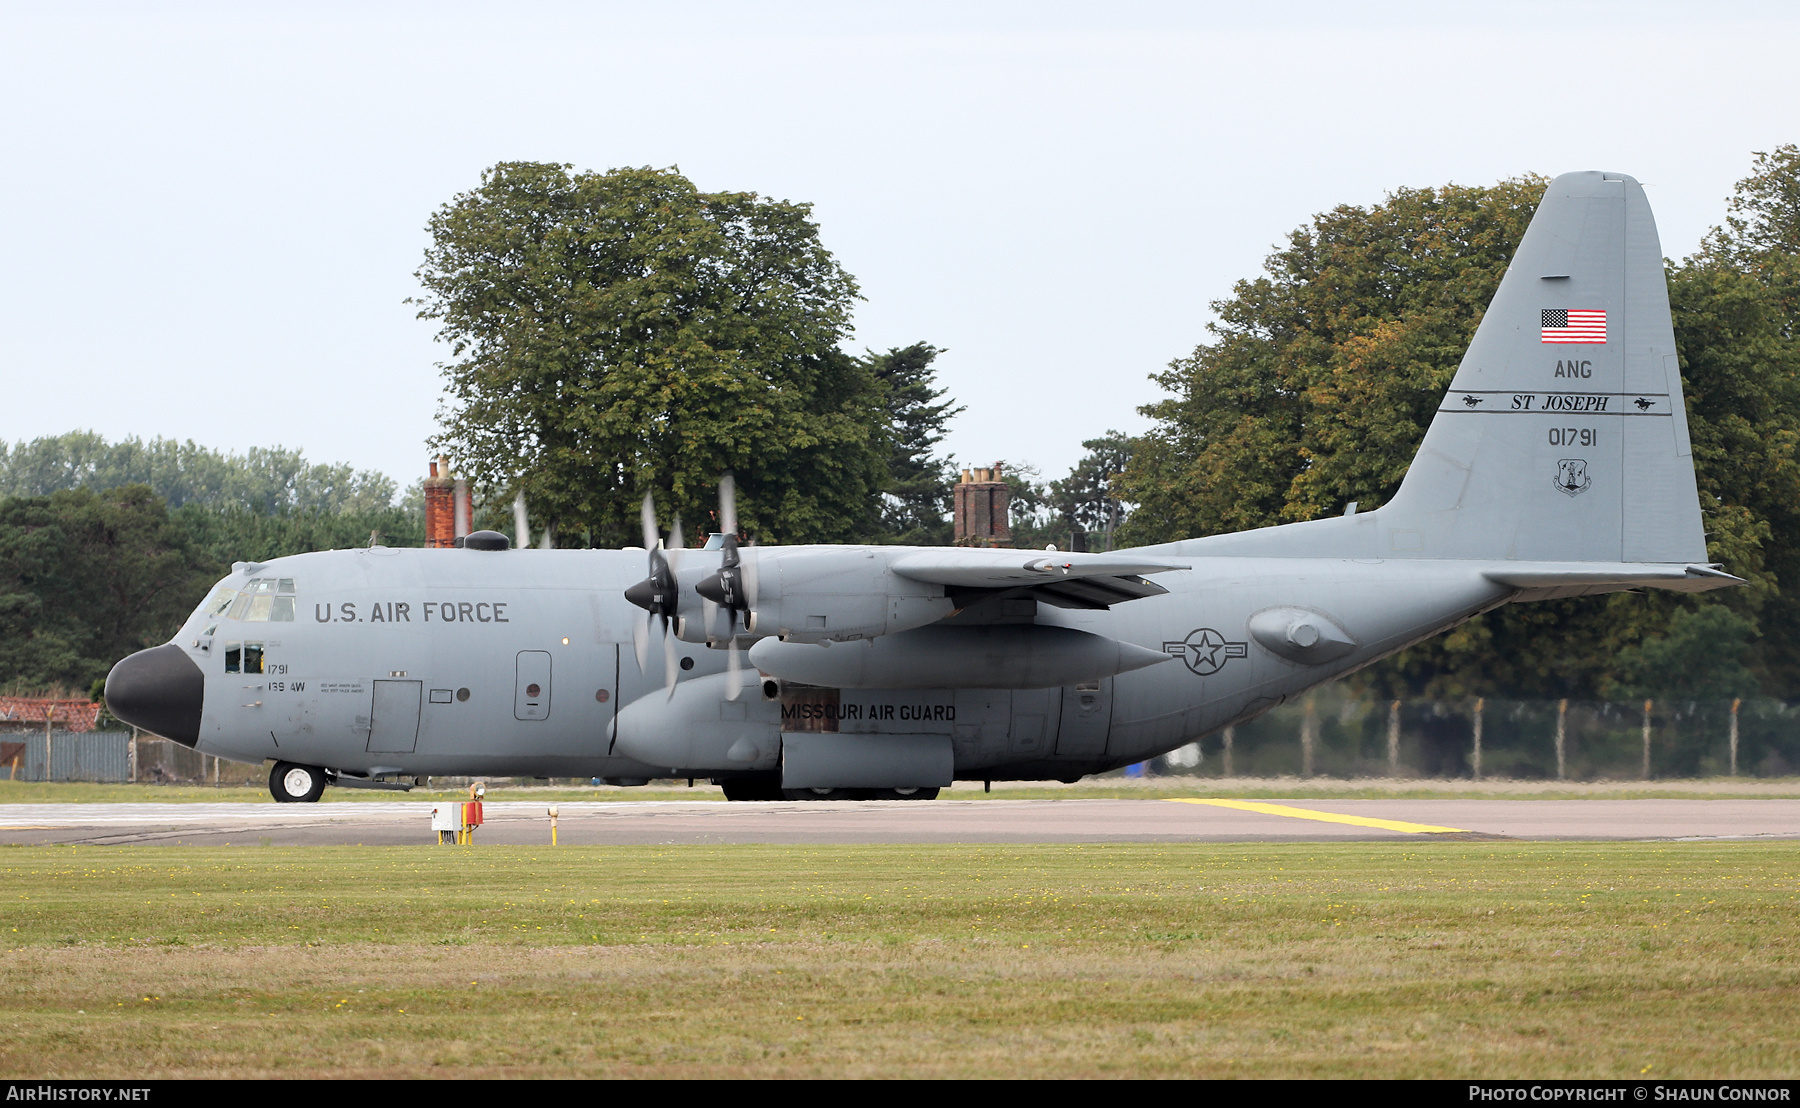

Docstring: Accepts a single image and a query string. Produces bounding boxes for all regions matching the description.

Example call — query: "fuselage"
[103,170,1734,795]
[151,541,1511,782]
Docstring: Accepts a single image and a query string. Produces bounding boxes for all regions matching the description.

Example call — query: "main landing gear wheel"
[781,787,857,801]
[863,787,940,801]
[270,761,326,803]
[720,778,786,802]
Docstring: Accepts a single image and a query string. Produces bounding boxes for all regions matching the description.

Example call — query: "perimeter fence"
[0,733,248,783]
[1151,688,1800,780]
[5,694,1800,784]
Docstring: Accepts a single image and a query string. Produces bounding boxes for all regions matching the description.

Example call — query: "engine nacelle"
[680,547,955,646]
[748,623,1173,689]
[612,670,780,773]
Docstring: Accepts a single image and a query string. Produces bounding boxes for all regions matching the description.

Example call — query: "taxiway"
[1,797,1797,846]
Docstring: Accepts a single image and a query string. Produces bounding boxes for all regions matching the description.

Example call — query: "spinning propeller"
[623,493,684,697]
[624,476,757,699]
[695,474,757,700]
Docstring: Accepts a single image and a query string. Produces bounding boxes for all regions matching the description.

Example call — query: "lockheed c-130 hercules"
[106,170,1739,802]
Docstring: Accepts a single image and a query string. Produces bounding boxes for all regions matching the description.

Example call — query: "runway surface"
[2,797,1798,846]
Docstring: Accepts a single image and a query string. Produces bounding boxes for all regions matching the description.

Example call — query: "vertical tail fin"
[1382,171,1705,564]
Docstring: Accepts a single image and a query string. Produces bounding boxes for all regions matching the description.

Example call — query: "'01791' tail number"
[1548,427,1596,447]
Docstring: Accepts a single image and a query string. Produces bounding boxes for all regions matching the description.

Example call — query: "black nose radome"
[105,644,205,748]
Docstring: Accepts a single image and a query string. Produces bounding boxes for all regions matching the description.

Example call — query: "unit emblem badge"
[1554,458,1591,497]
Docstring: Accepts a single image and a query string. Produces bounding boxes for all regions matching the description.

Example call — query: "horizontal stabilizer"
[1482,562,1742,598]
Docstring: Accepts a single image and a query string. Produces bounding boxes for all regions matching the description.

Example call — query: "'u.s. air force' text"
[313,601,510,623]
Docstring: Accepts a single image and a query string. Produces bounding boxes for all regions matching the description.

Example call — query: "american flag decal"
[1542,308,1606,344]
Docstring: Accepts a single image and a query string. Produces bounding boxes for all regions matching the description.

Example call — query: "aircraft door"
[516,651,552,720]
[367,679,422,753]
[1009,688,1062,759]
[1054,678,1113,757]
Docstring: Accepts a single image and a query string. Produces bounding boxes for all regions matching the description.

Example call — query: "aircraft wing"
[889,549,1189,608]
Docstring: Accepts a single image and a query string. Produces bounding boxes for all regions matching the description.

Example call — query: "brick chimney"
[424,456,474,549]
[953,463,1011,547]
[424,458,454,548]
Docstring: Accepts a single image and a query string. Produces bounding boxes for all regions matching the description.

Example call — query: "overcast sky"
[3,1,1797,495]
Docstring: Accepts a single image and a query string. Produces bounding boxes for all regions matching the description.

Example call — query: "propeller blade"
[628,492,684,660]
[669,514,685,557]
[725,637,742,701]
[742,544,758,609]
[640,492,659,552]
[663,626,680,700]
[719,473,737,539]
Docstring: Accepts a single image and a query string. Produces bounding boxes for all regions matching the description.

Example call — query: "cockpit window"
[204,588,239,618]
[225,577,297,622]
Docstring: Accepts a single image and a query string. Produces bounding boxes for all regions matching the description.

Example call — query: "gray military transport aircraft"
[106,170,1738,802]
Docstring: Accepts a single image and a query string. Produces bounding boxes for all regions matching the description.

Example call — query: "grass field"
[2,842,1797,1078]
[7,776,1800,804]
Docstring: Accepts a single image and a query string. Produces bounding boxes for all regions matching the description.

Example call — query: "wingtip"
[1687,564,1747,585]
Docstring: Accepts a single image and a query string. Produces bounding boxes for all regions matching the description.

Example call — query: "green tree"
[0,487,213,691]
[0,423,431,688]
[996,437,1140,552]
[175,504,425,573]
[1048,431,1136,549]
[1605,606,1760,701]
[1118,164,1800,698]
[998,463,1059,550]
[418,162,886,548]
[0,432,397,514]
[1700,144,1800,267]
[1121,177,1550,540]
[865,343,962,545]
[1671,145,1800,690]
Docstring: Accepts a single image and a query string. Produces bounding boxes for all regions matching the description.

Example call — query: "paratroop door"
[1055,678,1112,757]
[367,680,421,753]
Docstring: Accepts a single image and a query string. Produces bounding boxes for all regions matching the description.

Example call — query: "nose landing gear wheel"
[270,761,327,803]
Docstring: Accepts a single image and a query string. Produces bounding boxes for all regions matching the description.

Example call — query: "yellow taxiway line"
[1169,798,1470,834]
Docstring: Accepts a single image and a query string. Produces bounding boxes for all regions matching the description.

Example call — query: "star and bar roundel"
[1161,628,1250,676]
[1541,308,1606,344]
